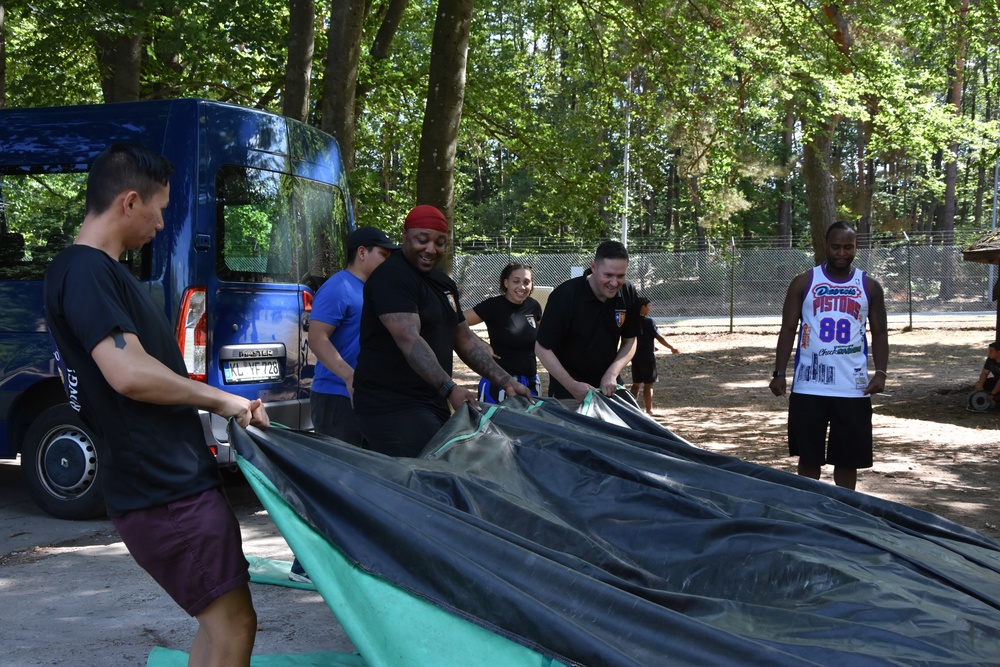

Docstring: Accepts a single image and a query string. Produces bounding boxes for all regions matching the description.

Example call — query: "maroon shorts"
[111,488,250,616]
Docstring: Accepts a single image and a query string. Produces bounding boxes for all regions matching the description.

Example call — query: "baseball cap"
[348,226,399,252]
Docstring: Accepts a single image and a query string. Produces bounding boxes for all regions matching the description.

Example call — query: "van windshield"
[0,168,145,280]
[215,165,348,288]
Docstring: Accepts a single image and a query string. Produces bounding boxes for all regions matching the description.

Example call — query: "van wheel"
[21,405,106,520]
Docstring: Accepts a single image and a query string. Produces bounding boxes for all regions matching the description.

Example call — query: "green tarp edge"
[236,452,567,667]
[146,646,366,667]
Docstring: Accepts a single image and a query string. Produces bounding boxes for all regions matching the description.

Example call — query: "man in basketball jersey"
[769,221,888,490]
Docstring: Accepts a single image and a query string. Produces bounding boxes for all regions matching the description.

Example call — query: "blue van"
[0,99,353,519]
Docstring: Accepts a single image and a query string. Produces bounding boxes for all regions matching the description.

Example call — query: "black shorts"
[111,488,249,616]
[788,393,873,469]
[630,358,658,384]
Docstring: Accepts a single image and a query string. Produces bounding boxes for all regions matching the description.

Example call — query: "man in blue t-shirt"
[309,226,397,446]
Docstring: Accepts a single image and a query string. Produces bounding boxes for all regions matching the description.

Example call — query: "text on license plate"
[223,359,281,384]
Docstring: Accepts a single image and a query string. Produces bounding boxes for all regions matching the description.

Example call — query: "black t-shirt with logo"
[472,295,542,377]
[535,276,640,398]
[44,245,218,516]
[354,251,464,417]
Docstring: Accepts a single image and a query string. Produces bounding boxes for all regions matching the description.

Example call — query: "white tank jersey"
[791,264,871,398]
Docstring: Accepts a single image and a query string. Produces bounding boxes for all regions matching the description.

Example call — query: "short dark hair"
[826,221,857,240]
[86,143,173,216]
[595,240,629,263]
[989,341,1000,351]
[637,296,650,308]
[498,262,533,294]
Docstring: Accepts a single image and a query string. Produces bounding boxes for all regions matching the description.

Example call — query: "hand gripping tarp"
[230,393,1000,667]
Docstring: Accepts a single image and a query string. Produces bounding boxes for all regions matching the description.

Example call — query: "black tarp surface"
[232,393,1000,666]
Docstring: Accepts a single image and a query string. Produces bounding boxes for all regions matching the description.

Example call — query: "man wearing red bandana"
[353,205,532,457]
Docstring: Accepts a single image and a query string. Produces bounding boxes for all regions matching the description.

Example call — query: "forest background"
[2,0,1000,262]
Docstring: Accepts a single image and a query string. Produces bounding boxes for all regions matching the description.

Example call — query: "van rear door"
[201,164,348,454]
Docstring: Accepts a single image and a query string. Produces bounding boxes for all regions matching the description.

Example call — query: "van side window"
[0,169,146,280]
[215,166,348,287]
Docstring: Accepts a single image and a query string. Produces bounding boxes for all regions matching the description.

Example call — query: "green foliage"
[4,0,999,250]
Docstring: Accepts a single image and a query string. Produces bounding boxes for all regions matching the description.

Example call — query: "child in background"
[974,340,1000,405]
[630,296,678,415]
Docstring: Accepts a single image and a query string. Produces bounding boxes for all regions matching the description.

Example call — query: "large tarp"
[231,393,1000,667]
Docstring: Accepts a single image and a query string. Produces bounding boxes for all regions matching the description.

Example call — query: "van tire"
[22,404,106,520]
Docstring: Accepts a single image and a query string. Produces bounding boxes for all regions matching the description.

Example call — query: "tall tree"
[94,0,145,102]
[0,0,6,108]
[938,0,970,299]
[416,0,473,230]
[282,0,315,122]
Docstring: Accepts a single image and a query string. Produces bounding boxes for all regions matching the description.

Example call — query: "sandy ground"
[0,471,355,666]
[3,315,997,666]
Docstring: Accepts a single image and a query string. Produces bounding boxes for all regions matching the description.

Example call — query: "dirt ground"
[460,319,1000,542]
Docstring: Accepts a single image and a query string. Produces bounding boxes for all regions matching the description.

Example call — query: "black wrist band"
[772,370,785,378]
[437,380,457,398]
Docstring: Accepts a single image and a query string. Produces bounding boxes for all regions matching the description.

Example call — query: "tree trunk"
[939,0,969,300]
[94,0,144,103]
[320,0,366,173]
[855,97,877,248]
[0,0,6,108]
[776,107,794,248]
[802,123,837,265]
[282,0,315,123]
[416,0,474,272]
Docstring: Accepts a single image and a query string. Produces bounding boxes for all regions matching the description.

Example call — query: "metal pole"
[729,238,736,334]
[990,144,999,292]
[903,231,913,330]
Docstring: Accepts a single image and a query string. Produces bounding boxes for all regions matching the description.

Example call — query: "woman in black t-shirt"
[463,262,543,403]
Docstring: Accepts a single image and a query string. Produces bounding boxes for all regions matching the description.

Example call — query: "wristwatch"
[437,380,457,397]
[772,370,786,378]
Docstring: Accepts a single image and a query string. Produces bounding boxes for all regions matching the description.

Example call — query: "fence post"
[729,238,736,333]
[903,231,913,330]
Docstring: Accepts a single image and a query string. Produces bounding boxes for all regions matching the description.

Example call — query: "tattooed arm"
[379,312,476,409]
[455,322,532,399]
[91,329,268,428]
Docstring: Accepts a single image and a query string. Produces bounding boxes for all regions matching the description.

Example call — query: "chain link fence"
[454,243,996,328]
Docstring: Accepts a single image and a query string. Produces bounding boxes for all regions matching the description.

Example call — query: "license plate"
[223,359,281,384]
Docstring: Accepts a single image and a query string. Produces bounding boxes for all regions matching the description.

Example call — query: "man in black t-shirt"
[535,240,641,400]
[353,205,532,457]
[44,143,268,666]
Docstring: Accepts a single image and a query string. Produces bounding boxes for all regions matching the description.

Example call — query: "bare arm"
[454,323,531,400]
[379,311,481,409]
[864,276,888,395]
[462,307,483,326]
[308,320,355,398]
[91,331,268,428]
[769,273,808,397]
[535,341,591,401]
[654,332,678,353]
[379,312,451,386]
[599,336,638,396]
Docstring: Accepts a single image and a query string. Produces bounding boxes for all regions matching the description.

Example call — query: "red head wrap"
[404,205,449,233]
